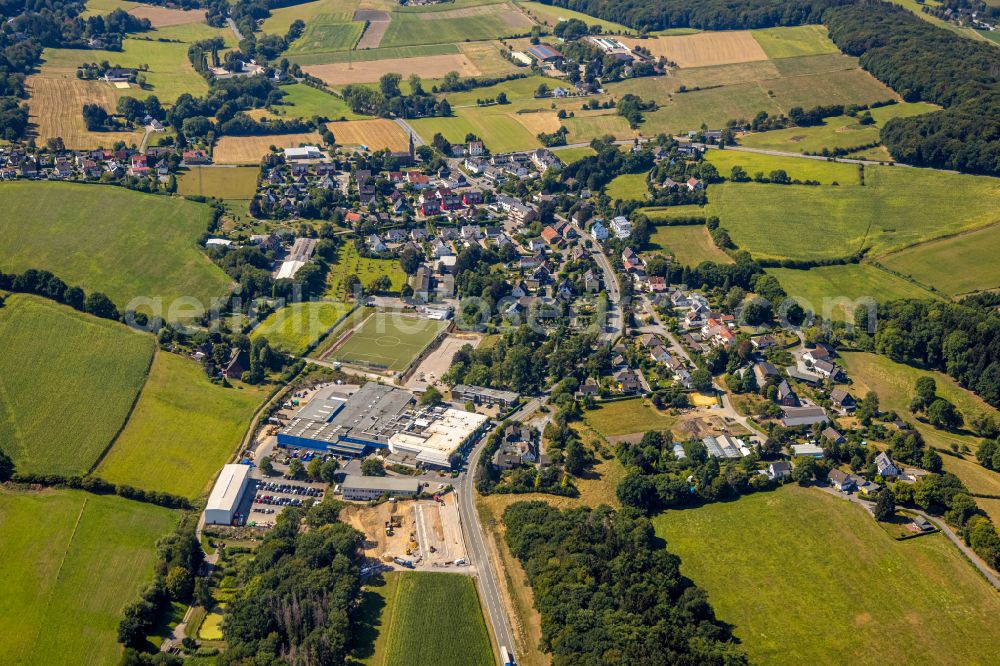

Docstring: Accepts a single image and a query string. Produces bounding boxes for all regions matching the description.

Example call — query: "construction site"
[341,493,468,571]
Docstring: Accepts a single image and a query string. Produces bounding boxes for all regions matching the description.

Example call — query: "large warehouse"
[204,464,252,526]
[278,383,489,468]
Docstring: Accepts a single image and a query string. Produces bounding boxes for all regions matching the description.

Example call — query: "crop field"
[411,106,541,153]
[583,398,677,438]
[96,351,268,499]
[128,5,206,27]
[0,182,232,309]
[704,164,1000,261]
[258,83,363,121]
[552,145,595,163]
[621,31,768,68]
[287,43,459,66]
[178,166,259,200]
[0,295,154,476]
[382,573,493,666]
[765,67,898,110]
[766,264,937,321]
[877,223,1000,296]
[213,132,323,164]
[304,53,480,85]
[0,488,178,665]
[750,25,839,59]
[287,15,364,55]
[328,119,411,151]
[380,3,532,49]
[656,485,1000,664]
[516,0,633,34]
[707,150,860,184]
[261,0,357,34]
[326,243,407,300]
[441,75,550,107]
[606,173,649,201]
[646,224,733,266]
[252,300,352,355]
[26,74,144,149]
[329,312,448,372]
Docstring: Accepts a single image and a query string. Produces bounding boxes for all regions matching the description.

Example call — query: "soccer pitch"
[329,312,448,372]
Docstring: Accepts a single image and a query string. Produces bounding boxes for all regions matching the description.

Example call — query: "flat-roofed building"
[204,464,251,525]
[452,384,520,410]
[388,408,488,468]
[341,475,420,501]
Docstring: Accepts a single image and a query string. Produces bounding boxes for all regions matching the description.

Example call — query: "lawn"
[750,25,839,59]
[327,243,407,300]
[766,264,937,322]
[655,485,1000,665]
[252,300,353,355]
[382,573,493,666]
[0,295,154,476]
[703,164,1000,261]
[0,488,178,665]
[329,312,448,372]
[178,166,259,200]
[606,172,649,201]
[517,0,634,34]
[878,223,1000,296]
[583,398,677,438]
[96,351,269,499]
[708,149,860,184]
[551,145,595,164]
[645,224,733,266]
[0,182,232,312]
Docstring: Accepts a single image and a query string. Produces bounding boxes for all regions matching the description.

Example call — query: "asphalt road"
[563,214,622,341]
[455,396,543,664]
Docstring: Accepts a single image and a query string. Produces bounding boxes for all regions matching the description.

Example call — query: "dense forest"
[503,501,747,665]
[538,0,1000,175]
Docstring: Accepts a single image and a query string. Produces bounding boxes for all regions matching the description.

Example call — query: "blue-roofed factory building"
[527,43,563,63]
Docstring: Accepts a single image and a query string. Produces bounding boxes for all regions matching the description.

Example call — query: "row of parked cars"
[255,495,306,507]
[258,481,323,497]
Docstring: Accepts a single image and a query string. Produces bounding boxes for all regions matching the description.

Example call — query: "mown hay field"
[213,132,324,164]
[583,398,677,438]
[878,223,1000,296]
[0,182,232,309]
[304,53,480,84]
[178,166,259,200]
[646,224,733,266]
[516,0,633,33]
[96,351,269,499]
[621,30,767,67]
[327,119,411,151]
[655,485,1000,665]
[128,5,206,27]
[0,488,178,665]
[380,3,531,48]
[0,295,154,476]
[750,24,839,59]
[26,74,143,149]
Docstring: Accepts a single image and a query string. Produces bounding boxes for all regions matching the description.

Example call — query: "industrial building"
[278,383,489,467]
[204,464,252,525]
[451,384,520,410]
[341,475,421,501]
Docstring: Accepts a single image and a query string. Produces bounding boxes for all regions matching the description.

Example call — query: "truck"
[392,556,414,568]
[500,646,515,666]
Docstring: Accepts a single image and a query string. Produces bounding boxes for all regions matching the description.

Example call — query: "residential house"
[828,469,856,492]
[821,426,845,444]
[768,461,792,480]
[830,389,856,414]
[875,452,901,478]
[610,216,632,239]
[776,380,799,407]
[614,368,642,394]
[752,362,779,388]
[590,219,609,241]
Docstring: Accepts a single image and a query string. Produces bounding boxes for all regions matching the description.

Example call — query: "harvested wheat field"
[514,110,561,134]
[128,6,206,27]
[327,119,410,150]
[213,132,323,164]
[304,53,480,84]
[27,75,143,148]
[622,31,768,68]
[418,2,533,28]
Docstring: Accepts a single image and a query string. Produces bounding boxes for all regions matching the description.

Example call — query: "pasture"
[256,83,364,121]
[252,300,353,355]
[705,165,1000,261]
[656,485,1000,664]
[326,243,407,300]
[382,573,493,666]
[0,182,232,310]
[96,351,268,499]
[562,111,637,143]
[583,398,677,438]
[178,166,259,200]
[261,0,358,34]
[708,150,860,184]
[0,489,178,665]
[440,75,550,107]
[646,224,733,266]
[411,108,541,153]
[516,0,633,34]
[766,264,937,322]
[878,223,1000,296]
[213,132,324,164]
[329,312,448,372]
[328,119,411,151]
[286,15,364,55]
[606,173,649,201]
[750,25,839,59]
[551,145,595,163]
[304,53,480,85]
[0,295,154,476]
[380,3,532,49]
[620,31,767,68]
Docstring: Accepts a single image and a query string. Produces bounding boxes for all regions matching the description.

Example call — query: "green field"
[287,16,364,55]
[261,0,356,34]
[708,149,860,184]
[330,312,448,371]
[266,83,364,120]
[702,162,1000,261]
[552,145,596,164]
[96,351,268,498]
[646,224,733,266]
[0,488,178,664]
[606,172,649,201]
[380,8,522,49]
[327,243,407,300]
[0,182,232,312]
[583,398,677,438]
[286,43,459,66]
[655,485,1000,665]
[517,0,634,34]
[253,300,352,355]
[750,25,839,59]
[767,264,937,321]
[878,224,1000,296]
[411,106,542,153]
[441,75,550,107]
[562,111,637,143]
[178,166,259,200]
[382,573,493,666]
[0,295,154,476]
